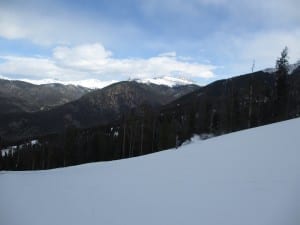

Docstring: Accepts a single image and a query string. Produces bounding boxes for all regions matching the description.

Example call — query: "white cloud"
[233,30,300,74]
[0,1,142,46]
[53,44,112,71]
[240,31,300,65]
[0,43,215,81]
[198,29,300,77]
[0,56,85,79]
[0,15,27,40]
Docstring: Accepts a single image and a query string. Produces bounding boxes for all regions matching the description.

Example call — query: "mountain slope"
[1,118,299,225]
[0,81,199,140]
[10,76,196,88]
[17,78,118,89]
[0,79,89,114]
[158,67,300,138]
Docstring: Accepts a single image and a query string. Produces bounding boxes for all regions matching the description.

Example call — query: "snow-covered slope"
[0,76,196,89]
[20,78,118,89]
[1,119,300,225]
[0,75,118,89]
[135,76,194,87]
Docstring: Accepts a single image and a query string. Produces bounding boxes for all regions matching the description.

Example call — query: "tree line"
[1,47,298,170]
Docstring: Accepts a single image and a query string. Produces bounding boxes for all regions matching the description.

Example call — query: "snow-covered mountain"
[135,76,195,87]
[1,118,299,225]
[0,75,196,89]
[0,78,89,113]
[0,80,199,139]
[19,78,118,89]
[0,75,118,89]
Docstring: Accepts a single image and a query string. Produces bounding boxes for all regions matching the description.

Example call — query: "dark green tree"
[275,47,289,119]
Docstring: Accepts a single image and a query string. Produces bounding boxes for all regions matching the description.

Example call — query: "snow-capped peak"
[61,79,118,89]
[135,76,195,87]
[0,75,196,89]
[0,76,118,89]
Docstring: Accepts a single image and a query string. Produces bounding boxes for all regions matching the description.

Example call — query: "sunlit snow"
[1,119,300,225]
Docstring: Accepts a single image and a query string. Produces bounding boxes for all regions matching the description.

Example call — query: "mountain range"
[0,79,199,141]
[1,62,300,170]
[0,79,89,114]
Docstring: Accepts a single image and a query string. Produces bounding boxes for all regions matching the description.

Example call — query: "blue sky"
[0,0,299,84]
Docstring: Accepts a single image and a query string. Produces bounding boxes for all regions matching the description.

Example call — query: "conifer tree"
[275,47,289,119]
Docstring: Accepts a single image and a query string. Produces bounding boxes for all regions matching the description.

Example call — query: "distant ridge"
[0,75,197,89]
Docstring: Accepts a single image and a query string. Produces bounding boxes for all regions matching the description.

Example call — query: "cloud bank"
[0,43,215,81]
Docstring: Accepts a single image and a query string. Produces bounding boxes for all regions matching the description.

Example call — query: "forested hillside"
[1,56,299,170]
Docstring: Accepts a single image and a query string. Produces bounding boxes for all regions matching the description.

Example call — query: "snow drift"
[1,118,300,225]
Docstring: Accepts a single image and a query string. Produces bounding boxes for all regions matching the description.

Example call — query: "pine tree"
[275,47,289,119]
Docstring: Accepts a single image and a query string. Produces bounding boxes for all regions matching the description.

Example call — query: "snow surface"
[0,75,118,89]
[0,76,195,89]
[1,119,300,225]
[1,140,39,157]
[135,75,194,87]
[20,78,118,89]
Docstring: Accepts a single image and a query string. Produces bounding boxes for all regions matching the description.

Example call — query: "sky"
[0,0,299,85]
